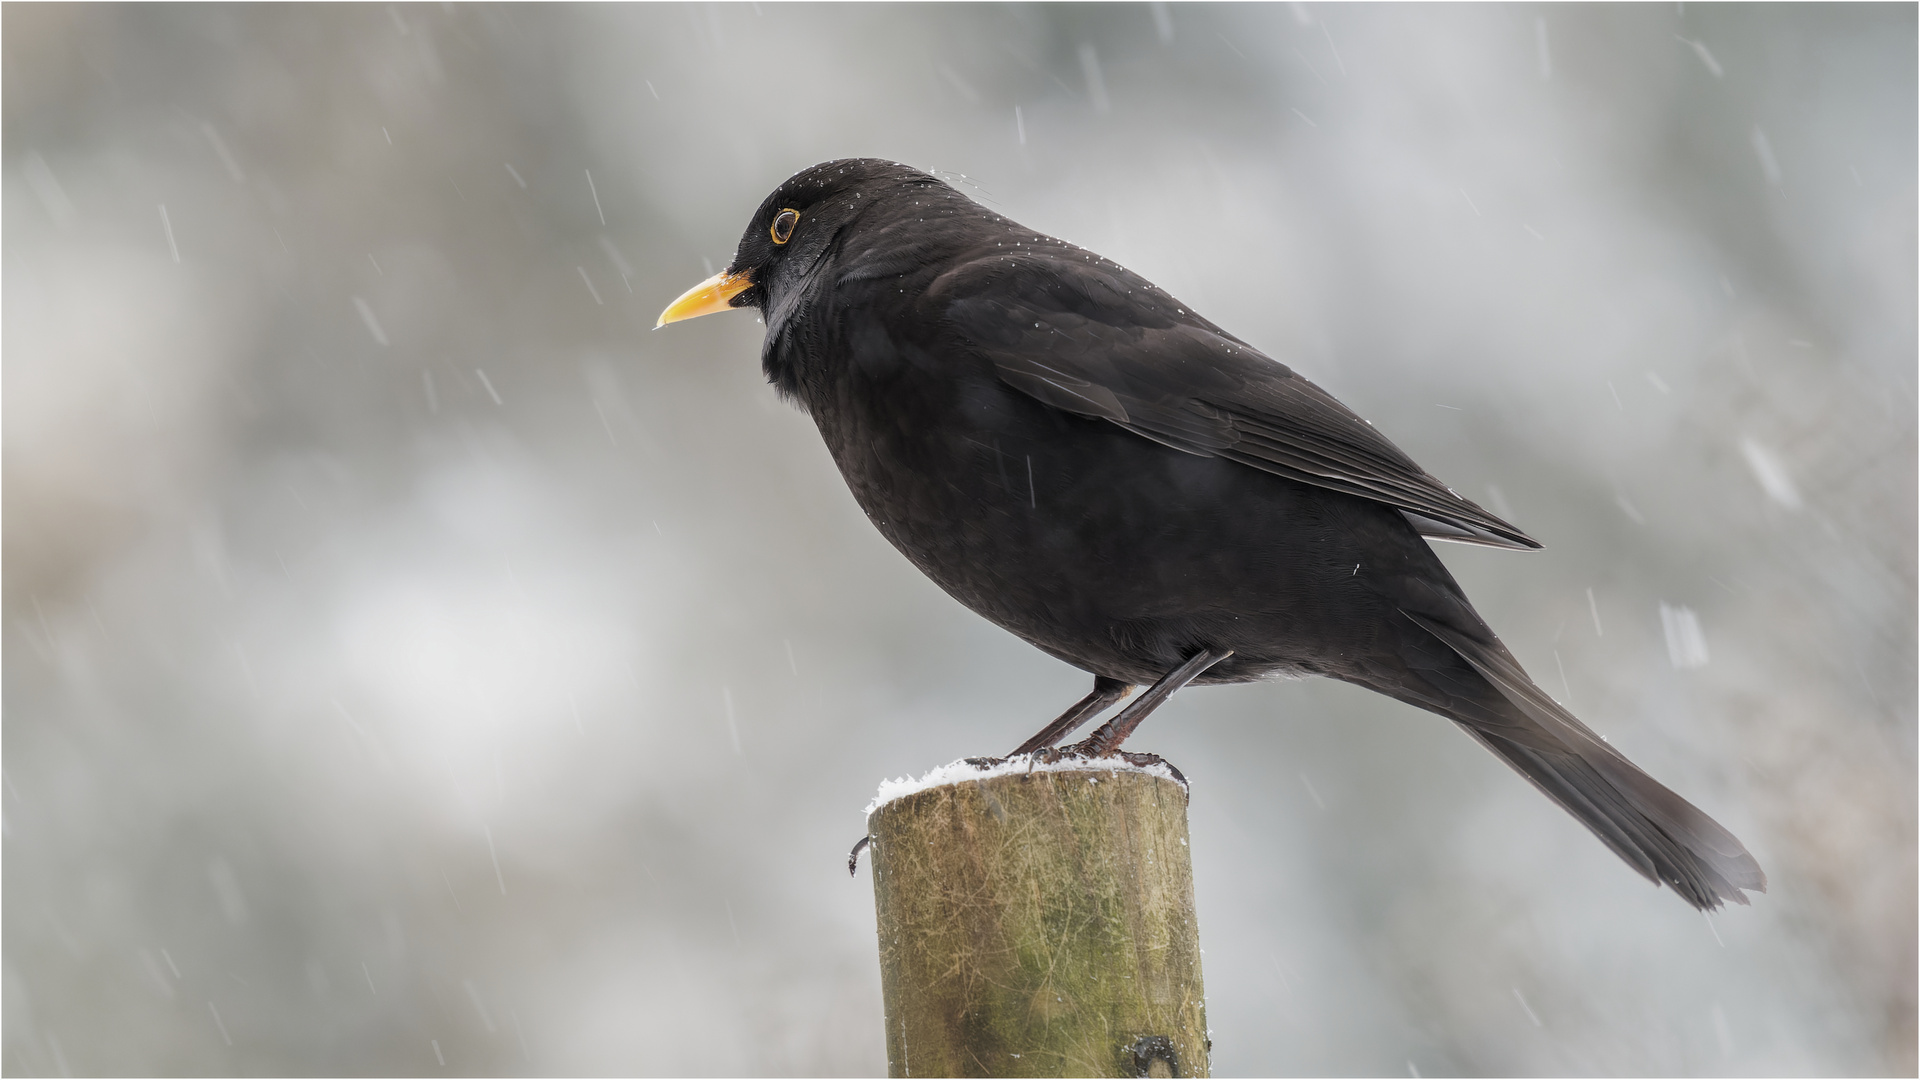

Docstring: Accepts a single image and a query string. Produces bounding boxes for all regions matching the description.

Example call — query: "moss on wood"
[869,768,1208,1078]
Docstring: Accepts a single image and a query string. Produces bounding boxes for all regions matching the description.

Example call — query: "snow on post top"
[864,753,1187,817]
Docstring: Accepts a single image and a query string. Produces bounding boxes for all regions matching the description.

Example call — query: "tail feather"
[1402,610,1766,910]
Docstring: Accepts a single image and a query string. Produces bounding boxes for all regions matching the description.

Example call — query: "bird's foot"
[973,749,1175,776]
[1048,736,1114,760]
[1024,743,1189,788]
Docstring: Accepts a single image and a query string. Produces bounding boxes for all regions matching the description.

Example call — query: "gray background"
[5,3,1913,1075]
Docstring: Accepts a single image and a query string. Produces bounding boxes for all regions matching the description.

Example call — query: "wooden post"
[866,761,1209,1078]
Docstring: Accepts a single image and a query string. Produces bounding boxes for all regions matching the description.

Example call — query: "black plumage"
[661,159,1765,910]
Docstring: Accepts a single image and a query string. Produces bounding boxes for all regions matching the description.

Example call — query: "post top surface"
[864,753,1186,816]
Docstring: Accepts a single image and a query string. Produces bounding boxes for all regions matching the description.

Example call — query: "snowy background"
[5,4,1914,1076]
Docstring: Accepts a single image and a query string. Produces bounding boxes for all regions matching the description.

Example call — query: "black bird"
[659,159,1765,910]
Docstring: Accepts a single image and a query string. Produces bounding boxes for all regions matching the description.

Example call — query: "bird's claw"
[847,834,871,876]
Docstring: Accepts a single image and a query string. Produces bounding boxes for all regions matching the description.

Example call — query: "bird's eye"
[770,209,800,245]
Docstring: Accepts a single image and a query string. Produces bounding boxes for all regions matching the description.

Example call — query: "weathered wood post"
[864,758,1209,1078]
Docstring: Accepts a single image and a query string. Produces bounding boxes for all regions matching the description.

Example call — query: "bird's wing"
[934,251,1540,550]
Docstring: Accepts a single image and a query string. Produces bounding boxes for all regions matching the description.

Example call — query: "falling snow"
[3,6,1910,1078]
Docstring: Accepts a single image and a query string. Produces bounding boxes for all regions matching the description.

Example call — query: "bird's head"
[656,158,945,328]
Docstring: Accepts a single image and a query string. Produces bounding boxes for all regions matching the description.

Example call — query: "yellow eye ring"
[770,208,800,245]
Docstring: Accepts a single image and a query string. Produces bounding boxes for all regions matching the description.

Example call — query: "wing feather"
[936,253,1541,549]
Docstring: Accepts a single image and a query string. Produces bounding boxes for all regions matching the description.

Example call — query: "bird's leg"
[1009,676,1133,757]
[1068,649,1233,757]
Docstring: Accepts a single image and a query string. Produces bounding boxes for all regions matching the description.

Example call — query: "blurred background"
[4,4,1913,1075]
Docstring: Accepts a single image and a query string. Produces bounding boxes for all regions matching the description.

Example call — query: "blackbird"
[659,158,1765,910]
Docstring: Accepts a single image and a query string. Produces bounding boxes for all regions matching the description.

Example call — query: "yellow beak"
[656,269,754,327]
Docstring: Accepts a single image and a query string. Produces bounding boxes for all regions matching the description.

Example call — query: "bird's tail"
[1399,610,1766,910]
